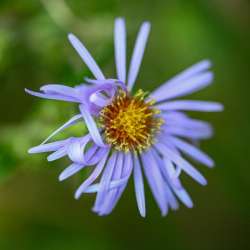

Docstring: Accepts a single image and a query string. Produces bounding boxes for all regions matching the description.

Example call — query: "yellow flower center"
[100,89,163,152]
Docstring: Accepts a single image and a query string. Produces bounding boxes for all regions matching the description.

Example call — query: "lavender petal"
[133,153,146,217]
[127,22,151,91]
[156,100,223,112]
[169,136,214,167]
[151,149,180,210]
[42,114,83,144]
[74,150,110,199]
[151,72,213,102]
[104,152,133,215]
[47,147,67,161]
[59,163,85,181]
[68,33,105,80]
[114,18,126,82]
[99,152,124,215]
[159,60,211,90]
[28,139,68,154]
[141,150,168,216]
[93,152,118,212]
[155,142,207,185]
[79,104,106,147]
[25,88,78,102]
[40,84,78,99]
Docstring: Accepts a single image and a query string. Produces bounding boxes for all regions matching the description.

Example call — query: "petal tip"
[58,174,65,182]
[68,33,77,43]
[28,148,35,154]
[201,178,208,186]
[140,212,146,218]
[47,155,54,162]
[217,103,224,111]
[74,191,81,200]
[187,202,194,208]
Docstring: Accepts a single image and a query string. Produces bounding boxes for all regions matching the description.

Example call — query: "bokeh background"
[0,0,249,249]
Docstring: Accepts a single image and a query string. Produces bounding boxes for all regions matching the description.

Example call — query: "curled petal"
[74,149,110,199]
[67,135,91,164]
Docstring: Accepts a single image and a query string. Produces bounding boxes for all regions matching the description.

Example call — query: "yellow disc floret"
[100,89,163,152]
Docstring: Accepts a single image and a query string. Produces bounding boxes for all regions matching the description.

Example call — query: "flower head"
[100,89,163,152]
[26,18,223,217]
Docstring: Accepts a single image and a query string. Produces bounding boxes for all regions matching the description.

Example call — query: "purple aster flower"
[26,18,223,217]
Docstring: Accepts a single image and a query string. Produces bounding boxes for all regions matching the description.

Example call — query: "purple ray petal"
[85,146,109,165]
[161,111,187,120]
[163,162,193,207]
[41,114,83,145]
[170,183,193,208]
[67,135,91,164]
[79,104,106,147]
[133,153,146,217]
[90,92,110,107]
[98,152,124,215]
[155,142,207,185]
[93,152,118,211]
[59,163,85,181]
[47,147,67,161]
[127,22,151,91]
[25,88,78,102]
[28,139,69,154]
[151,60,211,100]
[151,148,193,207]
[40,84,78,98]
[150,149,180,210]
[162,116,213,139]
[169,136,214,167]
[68,33,105,80]
[74,150,110,199]
[163,126,213,140]
[151,147,182,189]
[84,178,128,194]
[162,113,211,129]
[151,71,213,102]
[157,100,223,112]
[164,183,180,210]
[164,158,182,186]
[114,18,126,82]
[141,150,168,216]
[160,60,211,89]
[104,152,133,215]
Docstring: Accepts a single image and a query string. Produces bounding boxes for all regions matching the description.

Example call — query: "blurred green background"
[0,0,249,249]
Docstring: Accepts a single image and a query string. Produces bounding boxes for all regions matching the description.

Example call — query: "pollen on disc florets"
[99,89,164,152]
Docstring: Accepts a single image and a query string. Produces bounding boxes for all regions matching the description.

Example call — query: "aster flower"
[26,18,223,217]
